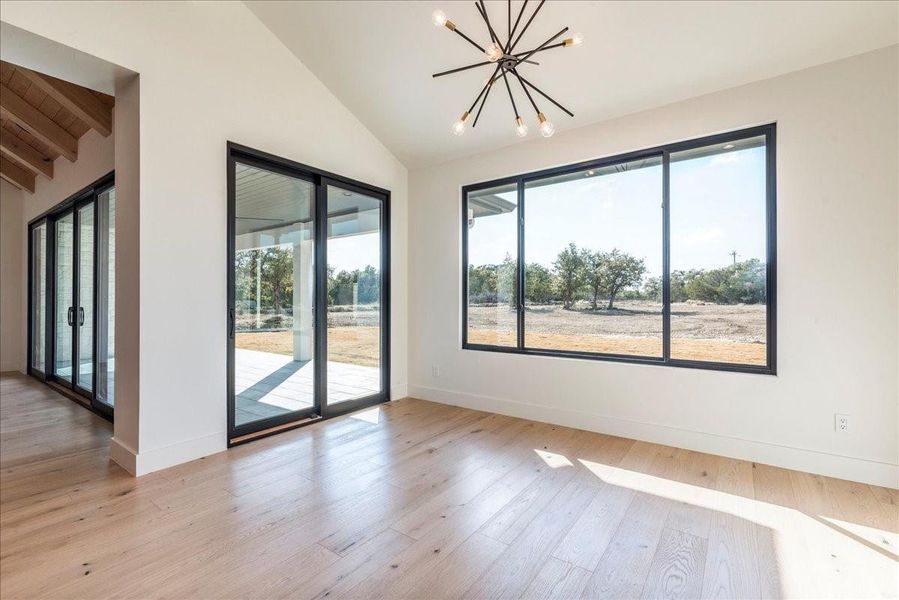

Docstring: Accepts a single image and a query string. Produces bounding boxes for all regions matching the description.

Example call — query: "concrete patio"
[234,348,380,426]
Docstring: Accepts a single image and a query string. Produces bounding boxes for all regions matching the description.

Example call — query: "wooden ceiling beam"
[0,151,36,193]
[0,83,78,161]
[17,67,113,137]
[0,128,53,179]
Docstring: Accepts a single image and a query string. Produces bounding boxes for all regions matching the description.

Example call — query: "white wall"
[1,1,409,475]
[408,46,899,488]
[0,180,24,372]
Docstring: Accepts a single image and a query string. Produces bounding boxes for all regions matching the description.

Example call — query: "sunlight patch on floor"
[351,406,381,424]
[576,458,898,598]
[534,449,573,468]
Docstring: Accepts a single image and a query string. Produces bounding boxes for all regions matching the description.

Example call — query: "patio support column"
[292,228,314,362]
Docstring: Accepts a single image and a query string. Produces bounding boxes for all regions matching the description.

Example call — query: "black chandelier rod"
[475,1,502,47]
[473,68,501,127]
[514,71,574,117]
[451,24,486,53]
[509,0,546,52]
[516,26,568,65]
[511,69,540,114]
[433,47,548,79]
[466,69,498,116]
[501,70,520,119]
[433,40,566,79]
[505,0,528,52]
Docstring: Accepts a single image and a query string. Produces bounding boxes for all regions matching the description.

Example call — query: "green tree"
[234,249,258,311]
[595,249,646,310]
[357,265,380,304]
[497,253,517,308]
[525,263,555,304]
[685,259,765,304]
[260,247,293,314]
[584,251,605,310]
[552,243,587,309]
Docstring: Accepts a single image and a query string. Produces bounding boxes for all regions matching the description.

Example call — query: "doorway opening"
[227,143,390,444]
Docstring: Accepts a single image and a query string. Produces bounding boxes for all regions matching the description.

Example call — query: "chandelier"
[431,0,582,138]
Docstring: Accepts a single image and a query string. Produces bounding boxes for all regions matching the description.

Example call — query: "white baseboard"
[111,432,226,477]
[391,383,408,401]
[408,384,899,489]
[109,436,138,475]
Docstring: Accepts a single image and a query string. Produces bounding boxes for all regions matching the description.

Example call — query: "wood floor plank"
[641,527,708,600]
[462,476,598,598]
[521,556,591,600]
[581,492,671,599]
[2,373,896,600]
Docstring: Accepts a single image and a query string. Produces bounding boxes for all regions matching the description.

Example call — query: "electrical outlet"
[834,414,849,433]
[431,365,440,378]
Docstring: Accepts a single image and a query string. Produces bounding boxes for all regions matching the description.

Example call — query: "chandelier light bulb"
[452,111,470,136]
[564,33,584,47]
[432,9,448,27]
[515,117,528,138]
[484,42,504,63]
[537,112,555,137]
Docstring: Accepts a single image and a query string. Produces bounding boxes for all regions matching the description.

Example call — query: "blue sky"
[468,146,767,277]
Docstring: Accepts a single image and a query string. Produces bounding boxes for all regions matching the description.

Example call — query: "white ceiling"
[247,1,899,169]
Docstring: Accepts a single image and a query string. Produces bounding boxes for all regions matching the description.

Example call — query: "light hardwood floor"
[1,373,896,599]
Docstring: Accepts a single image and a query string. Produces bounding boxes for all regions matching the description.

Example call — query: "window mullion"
[517,178,525,350]
[662,150,671,362]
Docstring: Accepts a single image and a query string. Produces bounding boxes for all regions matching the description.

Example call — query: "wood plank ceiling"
[0,60,114,193]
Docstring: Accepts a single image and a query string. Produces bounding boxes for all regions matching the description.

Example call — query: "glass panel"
[466,182,518,347]
[523,156,663,356]
[670,135,767,365]
[233,163,315,428]
[77,203,94,390]
[327,184,383,404]
[54,213,74,381]
[31,223,47,372]
[96,188,115,406]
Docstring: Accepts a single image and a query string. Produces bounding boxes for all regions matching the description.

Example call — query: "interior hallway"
[1,372,896,599]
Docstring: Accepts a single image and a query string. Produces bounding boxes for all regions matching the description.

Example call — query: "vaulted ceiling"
[0,60,114,193]
[248,1,899,169]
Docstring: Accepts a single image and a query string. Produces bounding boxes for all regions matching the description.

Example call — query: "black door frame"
[27,171,115,421]
[226,142,391,445]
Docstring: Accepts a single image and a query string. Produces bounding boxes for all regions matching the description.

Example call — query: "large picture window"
[462,124,776,374]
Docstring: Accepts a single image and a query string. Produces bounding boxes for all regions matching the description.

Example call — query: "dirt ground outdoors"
[468,300,767,365]
[235,301,766,368]
[235,308,381,368]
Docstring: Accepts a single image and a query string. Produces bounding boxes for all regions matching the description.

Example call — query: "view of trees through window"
[523,156,663,357]
[465,128,771,369]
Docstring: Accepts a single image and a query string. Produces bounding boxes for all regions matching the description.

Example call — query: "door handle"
[78,307,85,327]
[228,308,235,339]
[67,306,74,326]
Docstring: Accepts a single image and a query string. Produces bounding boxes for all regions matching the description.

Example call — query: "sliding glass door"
[30,222,48,376]
[230,161,317,434]
[53,210,74,383]
[75,202,95,394]
[324,181,387,411]
[95,187,116,407]
[28,174,115,419]
[227,145,390,443]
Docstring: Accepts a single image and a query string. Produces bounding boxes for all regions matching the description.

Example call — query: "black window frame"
[27,171,116,421]
[226,142,392,446]
[461,123,777,375]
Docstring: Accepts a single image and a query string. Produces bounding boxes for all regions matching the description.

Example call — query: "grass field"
[236,301,766,368]
[236,326,380,367]
[468,300,766,365]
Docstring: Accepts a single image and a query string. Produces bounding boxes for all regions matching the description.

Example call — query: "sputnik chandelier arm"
[431,0,583,138]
